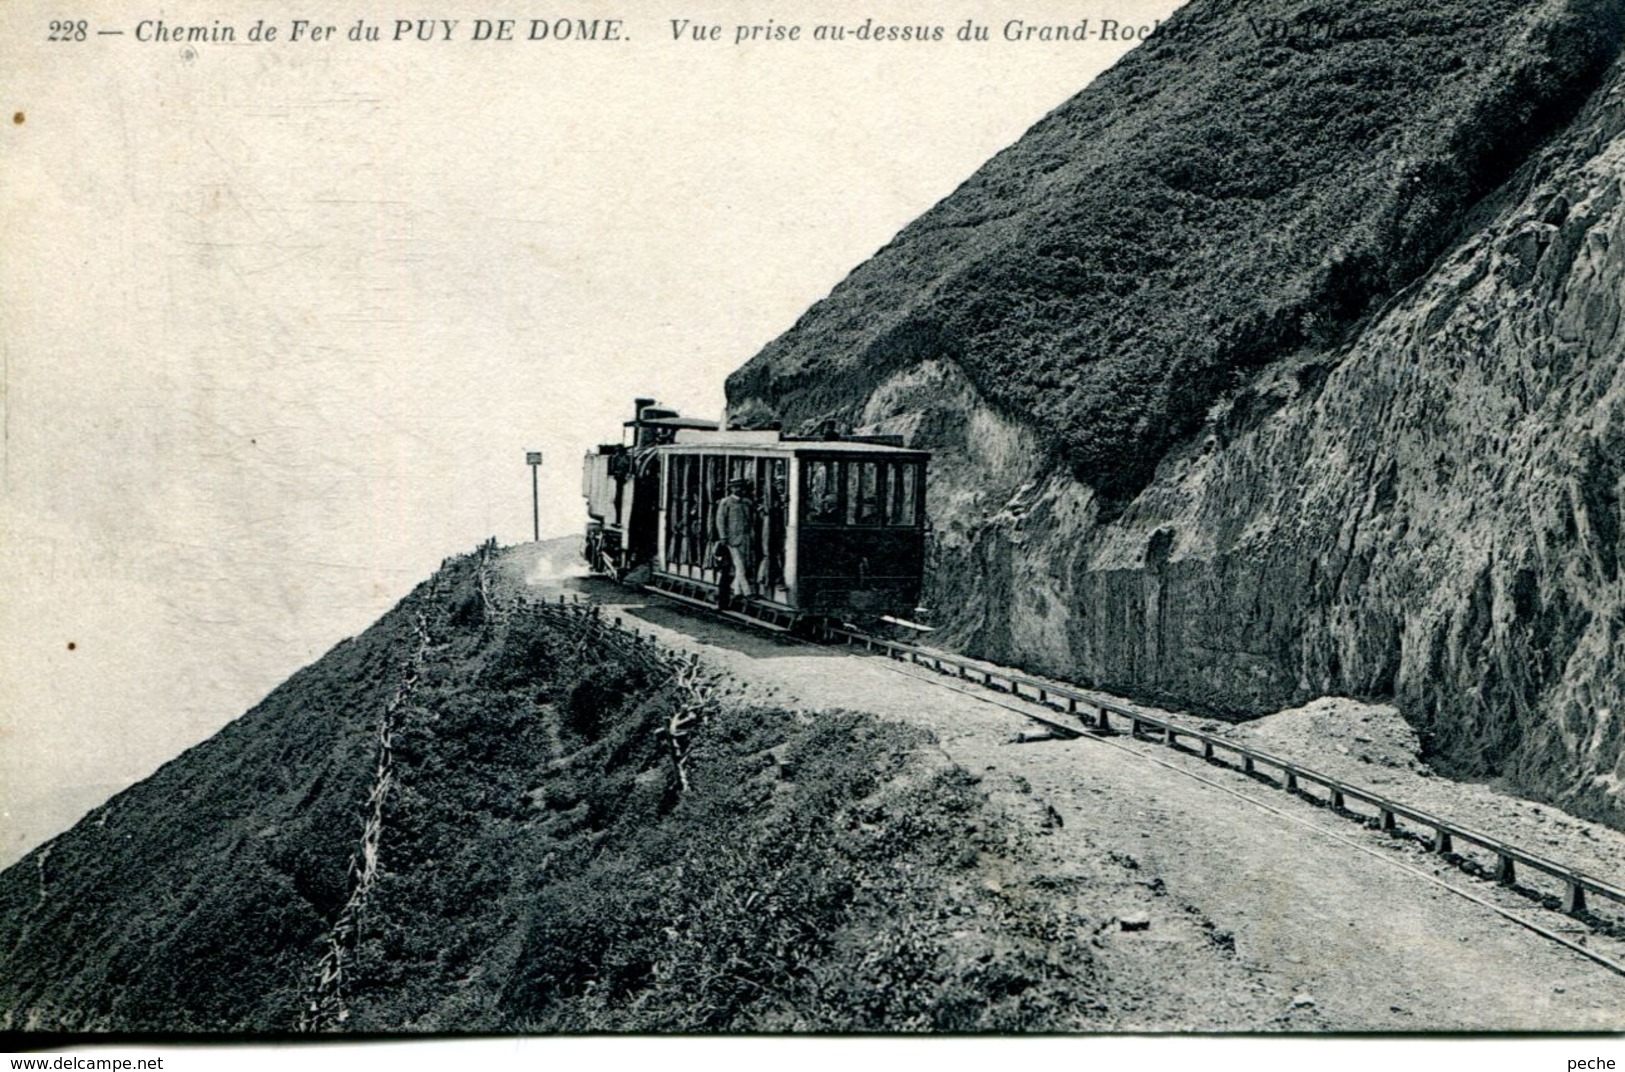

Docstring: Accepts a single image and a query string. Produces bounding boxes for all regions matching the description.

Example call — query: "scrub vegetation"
[729,0,1623,505]
[0,551,1106,1033]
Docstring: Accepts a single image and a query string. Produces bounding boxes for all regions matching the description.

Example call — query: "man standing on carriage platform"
[713,477,757,606]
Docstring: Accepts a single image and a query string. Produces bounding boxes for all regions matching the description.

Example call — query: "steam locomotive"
[581,398,930,632]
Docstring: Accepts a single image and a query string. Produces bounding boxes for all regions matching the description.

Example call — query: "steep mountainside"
[726,0,1625,824]
[0,549,1152,1034]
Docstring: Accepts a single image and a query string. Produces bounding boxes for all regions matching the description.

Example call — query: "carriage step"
[644,580,798,633]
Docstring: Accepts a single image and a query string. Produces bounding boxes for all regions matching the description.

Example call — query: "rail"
[826,625,1625,920]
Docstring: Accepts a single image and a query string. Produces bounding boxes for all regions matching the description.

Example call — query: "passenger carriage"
[582,399,929,631]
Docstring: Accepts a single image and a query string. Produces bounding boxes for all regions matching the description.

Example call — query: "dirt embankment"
[508,551,1625,1031]
[0,547,1182,1034]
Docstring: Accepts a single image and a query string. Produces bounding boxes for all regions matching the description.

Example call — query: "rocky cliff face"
[727,0,1625,824]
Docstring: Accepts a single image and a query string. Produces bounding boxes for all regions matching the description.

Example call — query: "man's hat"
[729,478,751,490]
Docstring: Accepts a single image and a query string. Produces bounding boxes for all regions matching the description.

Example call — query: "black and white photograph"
[2,0,1623,1058]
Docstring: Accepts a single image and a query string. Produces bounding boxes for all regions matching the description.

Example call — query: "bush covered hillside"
[0,548,1130,1034]
[729,0,1620,504]
[725,0,1625,828]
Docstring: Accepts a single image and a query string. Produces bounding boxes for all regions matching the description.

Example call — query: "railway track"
[531,574,1625,989]
[815,622,1625,978]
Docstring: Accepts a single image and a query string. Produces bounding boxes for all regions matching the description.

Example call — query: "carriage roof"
[624,415,721,432]
[664,428,928,459]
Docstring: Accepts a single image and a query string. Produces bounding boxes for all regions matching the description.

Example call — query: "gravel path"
[502,547,1625,1031]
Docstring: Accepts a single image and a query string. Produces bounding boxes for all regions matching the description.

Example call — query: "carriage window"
[804,460,841,523]
[888,463,919,526]
[760,459,788,591]
[667,455,706,565]
[846,461,881,526]
[665,457,680,561]
[704,455,724,523]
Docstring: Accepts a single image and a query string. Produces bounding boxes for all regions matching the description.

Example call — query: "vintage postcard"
[2,0,1623,1059]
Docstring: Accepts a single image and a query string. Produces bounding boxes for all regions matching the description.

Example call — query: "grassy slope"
[0,552,1114,1034]
[0,604,406,1032]
[726,0,1623,505]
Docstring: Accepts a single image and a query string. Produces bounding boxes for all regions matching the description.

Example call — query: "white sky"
[0,0,1182,863]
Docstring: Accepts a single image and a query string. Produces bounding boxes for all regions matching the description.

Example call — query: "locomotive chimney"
[632,397,656,446]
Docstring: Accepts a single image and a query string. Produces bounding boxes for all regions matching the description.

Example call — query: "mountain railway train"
[582,398,930,632]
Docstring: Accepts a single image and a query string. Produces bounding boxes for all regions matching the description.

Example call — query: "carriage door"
[628,452,660,564]
[758,458,788,600]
